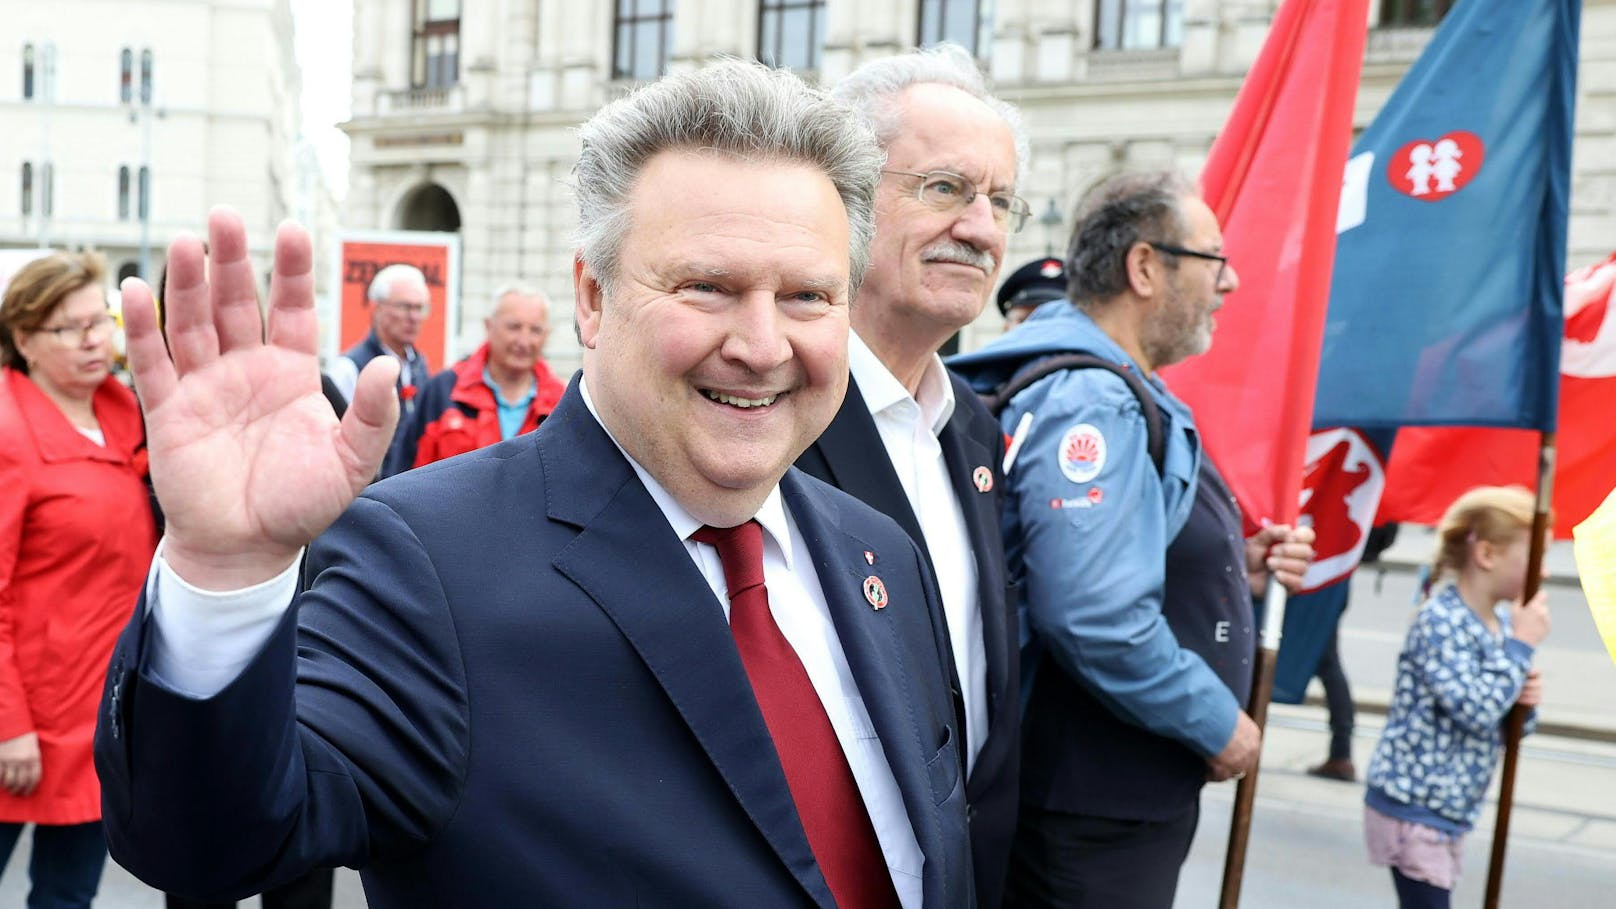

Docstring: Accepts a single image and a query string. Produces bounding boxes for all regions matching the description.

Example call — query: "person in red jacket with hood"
[0,252,157,908]
[401,285,565,469]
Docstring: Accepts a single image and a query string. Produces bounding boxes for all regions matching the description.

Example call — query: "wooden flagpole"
[1483,431,1557,908]
[1219,576,1286,909]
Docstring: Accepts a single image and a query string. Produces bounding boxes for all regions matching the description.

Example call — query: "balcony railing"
[377,84,463,114]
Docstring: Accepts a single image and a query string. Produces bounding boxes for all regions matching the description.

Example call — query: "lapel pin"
[863,576,889,610]
[863,550,875,565]
[972,466,993,493]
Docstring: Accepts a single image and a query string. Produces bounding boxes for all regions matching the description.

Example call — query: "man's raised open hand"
[124,208,401,590]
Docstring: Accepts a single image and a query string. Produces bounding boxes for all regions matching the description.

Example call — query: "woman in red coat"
[0,252,157,908]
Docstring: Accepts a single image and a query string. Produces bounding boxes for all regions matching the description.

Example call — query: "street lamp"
[1039,198,1063,258]
[129,48,164,281]
[36,41,56,249]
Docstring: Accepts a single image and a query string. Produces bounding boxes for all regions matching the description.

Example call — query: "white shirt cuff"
[145,539,303,699]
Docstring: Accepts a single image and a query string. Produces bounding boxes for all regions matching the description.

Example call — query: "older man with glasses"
[327,263,433,475]
[329,265,433,406]
[952,171,1315,909]
[794,42,1026,909]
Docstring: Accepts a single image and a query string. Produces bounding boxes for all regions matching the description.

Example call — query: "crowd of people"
[0,45,1549,909]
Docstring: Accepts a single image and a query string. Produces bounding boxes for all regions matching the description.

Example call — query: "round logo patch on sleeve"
[1058,423,1106,484]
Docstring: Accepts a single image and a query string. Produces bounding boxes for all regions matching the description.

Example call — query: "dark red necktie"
[692,521,900,908]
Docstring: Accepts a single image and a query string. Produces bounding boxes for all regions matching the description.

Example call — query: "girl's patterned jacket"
[1365,583,1537,833]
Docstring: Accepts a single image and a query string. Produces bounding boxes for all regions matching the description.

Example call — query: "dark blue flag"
[1313,0,1580,430]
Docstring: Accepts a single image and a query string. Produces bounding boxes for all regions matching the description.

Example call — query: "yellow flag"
[1575,484,1616,665]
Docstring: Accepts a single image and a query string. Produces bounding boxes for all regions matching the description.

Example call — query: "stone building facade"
[342,0,1616,370]
[0,0,314,293]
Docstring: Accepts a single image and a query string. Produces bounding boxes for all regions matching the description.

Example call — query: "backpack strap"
[981,352,1165,476]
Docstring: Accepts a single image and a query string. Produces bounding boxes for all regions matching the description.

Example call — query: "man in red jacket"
[400,286,565,469]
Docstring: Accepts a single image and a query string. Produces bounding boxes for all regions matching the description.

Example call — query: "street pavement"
[7,530,1612,906]
[1179,709,1616,907]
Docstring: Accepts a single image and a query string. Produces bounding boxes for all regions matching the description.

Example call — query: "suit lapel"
[937,401,1011,737]
[807,378,932,571]
[539,385,834,908]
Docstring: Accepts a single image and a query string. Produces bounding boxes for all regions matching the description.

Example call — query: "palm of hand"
[149,345,371,561]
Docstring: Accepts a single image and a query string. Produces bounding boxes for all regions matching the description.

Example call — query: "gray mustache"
[921,241,996,273]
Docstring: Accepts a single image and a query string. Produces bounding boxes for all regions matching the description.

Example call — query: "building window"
[1379,0,1455,26]
[411,0,461,89]
[22,43,34,100]
[613,0,676,82]
[1094,0,1184,50]
[118,166,131,220]
[140,48,153,103]
[138,165,150,220]
[918,0,986,56]
[20,162,31,215]
[758,0,825,72]
[121,47,133,103]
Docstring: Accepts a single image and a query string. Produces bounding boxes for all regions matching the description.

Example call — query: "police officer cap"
[996,257,1067,317]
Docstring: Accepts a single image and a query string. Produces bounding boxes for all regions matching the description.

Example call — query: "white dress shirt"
[143,377,924,908]
[848,332,986,774]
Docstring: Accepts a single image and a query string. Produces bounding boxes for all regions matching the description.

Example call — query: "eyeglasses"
[379,299,431,318]
[882,170,1031,233]
[38,313,116,346]
[1149,242,1230,285]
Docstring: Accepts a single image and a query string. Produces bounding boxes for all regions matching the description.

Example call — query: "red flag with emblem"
[1159,0,1371,529]
[1377,253,1616,538]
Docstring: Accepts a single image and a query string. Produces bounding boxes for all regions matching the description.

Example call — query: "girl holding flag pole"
[1362,486,1550,908]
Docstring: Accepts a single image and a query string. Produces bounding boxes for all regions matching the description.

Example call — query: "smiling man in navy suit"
[94,61,970,909]
[796,44,1026,909]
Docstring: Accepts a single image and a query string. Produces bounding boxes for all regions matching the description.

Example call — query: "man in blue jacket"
[952,172,1313,909]
[95,61,971,909]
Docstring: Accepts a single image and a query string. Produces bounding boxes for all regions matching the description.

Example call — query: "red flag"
[1159,0,1369,530]
[1379,253,1616,538]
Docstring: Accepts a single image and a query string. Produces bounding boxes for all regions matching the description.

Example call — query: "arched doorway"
[394,182,462,232]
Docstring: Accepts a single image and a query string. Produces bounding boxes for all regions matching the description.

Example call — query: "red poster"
[333,231,461,371]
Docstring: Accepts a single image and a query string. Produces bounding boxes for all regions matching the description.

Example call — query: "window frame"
[140,48,153,104]
[411,0,462,90]
[121,47,133,103]
[613,0,677,82]
[1092,0,1184,51]
[756,0,825,73]
[917,0,984,57]
[1378,0,1455,27]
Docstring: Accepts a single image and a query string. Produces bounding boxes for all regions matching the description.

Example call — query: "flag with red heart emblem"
[1313,0,1580,431]
[1274,0,1580,703]
[1386,130,1485,202]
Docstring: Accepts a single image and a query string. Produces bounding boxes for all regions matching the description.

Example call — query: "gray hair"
[492,283,550,315]
[573,58,884,297]
[367,263,427,304]
[832,43,1028,185]
[1065,171,1195,307]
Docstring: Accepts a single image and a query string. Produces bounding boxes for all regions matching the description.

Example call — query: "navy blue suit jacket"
[94,380,972,908]
[795,372,1018,909]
